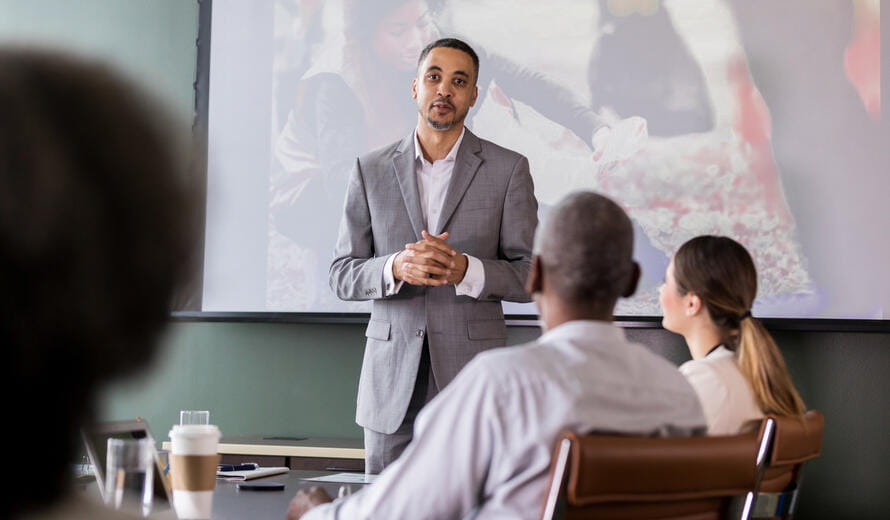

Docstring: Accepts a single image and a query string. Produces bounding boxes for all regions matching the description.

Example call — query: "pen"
[218,463,259,472]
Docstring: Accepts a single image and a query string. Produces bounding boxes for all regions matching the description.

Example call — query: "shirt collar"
[538,319,627,345]
[707,345,735,359]
[413,127,466,166]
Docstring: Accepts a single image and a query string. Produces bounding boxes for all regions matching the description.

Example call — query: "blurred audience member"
[1,48,195,519]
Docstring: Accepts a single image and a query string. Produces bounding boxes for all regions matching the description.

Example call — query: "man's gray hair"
[535,192,635,303]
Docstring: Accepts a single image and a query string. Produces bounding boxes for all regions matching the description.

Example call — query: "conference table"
[212,470,370,520]
[78,469,367,520]
[152,437,365,518]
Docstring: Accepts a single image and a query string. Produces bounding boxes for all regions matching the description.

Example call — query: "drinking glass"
[105,438,154,517]
[179,410,210,425]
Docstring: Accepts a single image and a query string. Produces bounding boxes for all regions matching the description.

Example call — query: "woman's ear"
[685,292,703,317]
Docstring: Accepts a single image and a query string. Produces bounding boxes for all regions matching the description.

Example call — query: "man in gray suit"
[329,38,538,473]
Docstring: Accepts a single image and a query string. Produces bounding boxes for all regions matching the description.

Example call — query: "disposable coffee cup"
[168,424,221,519]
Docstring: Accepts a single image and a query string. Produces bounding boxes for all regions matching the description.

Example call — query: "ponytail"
[736,317,806,417]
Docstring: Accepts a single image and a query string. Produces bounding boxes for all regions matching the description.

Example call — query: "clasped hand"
[393,231,468,286]
[286,486,332,519]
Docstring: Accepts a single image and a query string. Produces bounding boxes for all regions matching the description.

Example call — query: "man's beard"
[425,116,456,131]
[420,98,465,131]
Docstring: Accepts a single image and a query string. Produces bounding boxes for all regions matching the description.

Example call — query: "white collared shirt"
[303,320,706,520]
[679,346,764,435]
[382,128,484,297]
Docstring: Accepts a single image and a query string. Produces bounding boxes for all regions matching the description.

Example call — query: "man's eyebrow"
[423,66,470,78]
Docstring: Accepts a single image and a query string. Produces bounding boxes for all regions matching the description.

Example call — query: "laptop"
[81,418,174,514]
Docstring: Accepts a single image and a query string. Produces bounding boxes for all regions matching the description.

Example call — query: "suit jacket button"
[416,329,424,338]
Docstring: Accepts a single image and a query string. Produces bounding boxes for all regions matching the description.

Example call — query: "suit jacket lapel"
[436,130,483,234]
[392,134,424,240]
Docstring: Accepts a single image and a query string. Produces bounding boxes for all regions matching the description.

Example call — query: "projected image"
[204,0,884,318]
[267,0,436,312]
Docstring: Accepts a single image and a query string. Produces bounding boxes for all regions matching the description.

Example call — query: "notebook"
[217,466,290,480]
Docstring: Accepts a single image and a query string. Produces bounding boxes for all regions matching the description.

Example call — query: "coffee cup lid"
[169,424,221,439]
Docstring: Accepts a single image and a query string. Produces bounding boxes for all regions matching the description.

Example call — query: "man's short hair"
[535,192,635,304]
[0,48,195,516]
[417,38,480,80]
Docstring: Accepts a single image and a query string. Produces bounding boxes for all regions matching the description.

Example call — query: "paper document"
[303,473,378,484]
[217,466,289,480]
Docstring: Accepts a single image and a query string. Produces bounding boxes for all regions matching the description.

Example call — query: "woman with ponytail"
[659,236,806,434]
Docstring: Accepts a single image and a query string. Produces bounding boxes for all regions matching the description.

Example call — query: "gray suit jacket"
[330,129,538,434]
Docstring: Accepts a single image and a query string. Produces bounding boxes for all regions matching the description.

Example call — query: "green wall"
[100,321,368,439]
[99,322,542,440]
[0,0,197,119]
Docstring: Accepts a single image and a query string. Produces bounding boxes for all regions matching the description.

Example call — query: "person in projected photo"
[727,0,886,317]
[273,0,614,218]
[270,0,437,310]
[0,49,194,520]
[269,0,615,311]
[660,235,807,435]
[290,192,705,520]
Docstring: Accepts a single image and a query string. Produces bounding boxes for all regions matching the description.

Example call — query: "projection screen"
[201,0,887,321]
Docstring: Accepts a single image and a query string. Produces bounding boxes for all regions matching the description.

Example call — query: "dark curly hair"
[0,48,196,516]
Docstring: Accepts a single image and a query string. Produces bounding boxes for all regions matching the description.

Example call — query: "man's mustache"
[430,98,455,110]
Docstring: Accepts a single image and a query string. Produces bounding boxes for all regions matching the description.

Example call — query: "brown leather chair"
[540,411,823,520]
[748,411,824,519]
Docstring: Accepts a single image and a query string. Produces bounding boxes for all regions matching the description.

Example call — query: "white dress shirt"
[303,320,706,520]
[679,346,764,435]
[383,128,485,297]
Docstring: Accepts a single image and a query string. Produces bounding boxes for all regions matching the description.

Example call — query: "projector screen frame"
[183,0,889,332]
[171,312,890,333]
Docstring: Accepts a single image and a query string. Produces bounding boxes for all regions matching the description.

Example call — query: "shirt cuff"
[383,253,404,296]
[455,254,484,298]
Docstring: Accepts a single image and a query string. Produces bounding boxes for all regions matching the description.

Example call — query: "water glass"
[180,410,210,425]
[105,438,154,516]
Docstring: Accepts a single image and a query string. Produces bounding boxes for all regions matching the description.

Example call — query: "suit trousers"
[363,338,439,474]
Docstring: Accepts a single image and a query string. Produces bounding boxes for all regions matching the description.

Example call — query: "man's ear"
[470,84,478,107]
[621,262,641,298]
[526,255,543,295]
[412,78,418,99]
